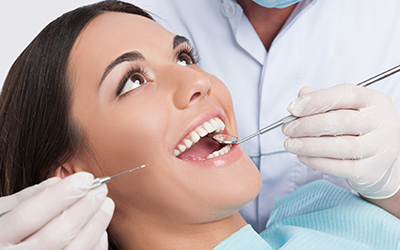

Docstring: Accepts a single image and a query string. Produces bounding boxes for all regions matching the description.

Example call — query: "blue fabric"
[215,181,400,249]
[213,225,273,250]
[252,0,302,9]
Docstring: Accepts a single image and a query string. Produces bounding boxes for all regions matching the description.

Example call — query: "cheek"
[211,77,237,130]
[82,99,171,175]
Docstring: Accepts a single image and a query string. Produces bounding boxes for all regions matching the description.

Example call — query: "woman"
[0,1,399,249]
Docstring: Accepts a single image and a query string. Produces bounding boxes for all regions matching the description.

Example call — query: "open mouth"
[174,117,232,161]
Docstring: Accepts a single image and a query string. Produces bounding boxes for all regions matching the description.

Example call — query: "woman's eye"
[120,74,147,96]
[177,53,194,66]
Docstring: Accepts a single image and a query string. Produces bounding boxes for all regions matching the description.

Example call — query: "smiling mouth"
[174,117,232,161]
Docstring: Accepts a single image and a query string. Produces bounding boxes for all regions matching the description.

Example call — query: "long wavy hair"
[0,1,153,249]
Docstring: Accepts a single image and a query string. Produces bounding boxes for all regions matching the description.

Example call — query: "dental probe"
[0,164,149,218]
[90,164,149,189]
[213,63,400,145]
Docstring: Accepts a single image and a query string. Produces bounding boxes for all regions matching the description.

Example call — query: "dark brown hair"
[0,1,153,249]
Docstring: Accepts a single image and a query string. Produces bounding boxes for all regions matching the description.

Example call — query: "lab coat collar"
[221,0,266,64]
[275,0,318,44]
[221,0,318,65]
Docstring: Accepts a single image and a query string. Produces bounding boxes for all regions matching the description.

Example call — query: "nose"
[170,66,211,110]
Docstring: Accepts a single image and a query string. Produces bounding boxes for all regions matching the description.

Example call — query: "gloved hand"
[282,83,400,199]
[0,172,114,250]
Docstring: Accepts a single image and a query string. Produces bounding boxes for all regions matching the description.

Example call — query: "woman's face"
[68,12,261,226]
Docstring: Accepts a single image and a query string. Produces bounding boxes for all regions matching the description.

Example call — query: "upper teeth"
[174,117,226,157]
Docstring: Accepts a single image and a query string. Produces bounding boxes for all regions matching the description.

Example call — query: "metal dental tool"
[213,64,400,145]
[0,164,148,218]
[90,164,149,189]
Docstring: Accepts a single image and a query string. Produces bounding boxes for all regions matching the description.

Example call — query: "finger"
[297,86,317,97]
[64,197,114,250]
[16,177,61,201]
[0,177,61,215]
[284,135,380,160]
[297,155,357,178]
[297,150,397,183]
[0,172,94,247]
[93,232,109,250]
[22,185,108,250]
[282,108,380,137]
[287,83,391,117]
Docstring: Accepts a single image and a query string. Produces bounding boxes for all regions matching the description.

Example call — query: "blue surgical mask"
[252,0,302,8]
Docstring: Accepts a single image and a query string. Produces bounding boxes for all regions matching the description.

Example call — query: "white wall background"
[0,0,91,86]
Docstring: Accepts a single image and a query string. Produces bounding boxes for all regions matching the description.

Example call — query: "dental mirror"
[212,134,239,144]
[213,63,400,145]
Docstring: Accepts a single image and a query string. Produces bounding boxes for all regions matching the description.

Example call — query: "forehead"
[69,11,174,75]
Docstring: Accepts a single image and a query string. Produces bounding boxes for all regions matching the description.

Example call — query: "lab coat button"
[221,2,236,17]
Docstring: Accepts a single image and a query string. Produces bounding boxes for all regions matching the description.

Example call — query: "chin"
[230,154,262,204]
[208,153,262,213]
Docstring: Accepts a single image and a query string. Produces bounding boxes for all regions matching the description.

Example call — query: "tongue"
[178,136,221,161]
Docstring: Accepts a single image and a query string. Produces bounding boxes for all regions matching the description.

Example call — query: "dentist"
[126,0,400,231]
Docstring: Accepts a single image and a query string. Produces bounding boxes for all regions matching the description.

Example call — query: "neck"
[109,208,247,249]
[236,0,298,50]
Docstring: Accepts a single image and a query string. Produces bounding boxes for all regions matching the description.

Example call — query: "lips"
[174,117,232,161]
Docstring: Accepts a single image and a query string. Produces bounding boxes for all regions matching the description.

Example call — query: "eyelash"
[177,46,200,65]
[116,65,147,97]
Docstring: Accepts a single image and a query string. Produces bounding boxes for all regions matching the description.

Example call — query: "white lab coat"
[123,0,400,231]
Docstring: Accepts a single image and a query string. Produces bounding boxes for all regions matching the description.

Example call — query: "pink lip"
[180,144,244,167]
[175,108,228,148]
[173,107,243,167]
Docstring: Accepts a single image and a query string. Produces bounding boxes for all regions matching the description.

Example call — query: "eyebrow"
[173,35,190,50]
[99,51,145,87]
[99,35,191,87]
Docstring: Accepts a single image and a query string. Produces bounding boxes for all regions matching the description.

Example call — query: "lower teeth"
[206,145,232,160]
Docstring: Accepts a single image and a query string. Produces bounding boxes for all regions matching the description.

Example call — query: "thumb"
[298,86,318,97]
[286,86,318,117]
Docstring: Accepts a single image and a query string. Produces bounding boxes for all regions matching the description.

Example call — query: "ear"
[52,165,73,179]
[51,158,86,179]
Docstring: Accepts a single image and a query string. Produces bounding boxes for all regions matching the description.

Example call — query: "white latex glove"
[0,172,114,250]
[282,83,400,199]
